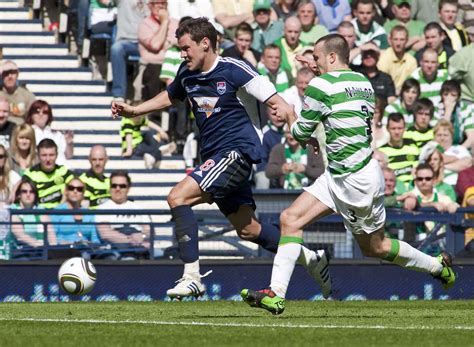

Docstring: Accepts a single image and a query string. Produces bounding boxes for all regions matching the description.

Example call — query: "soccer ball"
[58,257,97,295]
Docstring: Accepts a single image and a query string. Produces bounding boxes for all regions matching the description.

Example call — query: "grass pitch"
[0,300,473,347]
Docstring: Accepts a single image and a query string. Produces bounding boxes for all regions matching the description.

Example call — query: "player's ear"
[202,38,209,51]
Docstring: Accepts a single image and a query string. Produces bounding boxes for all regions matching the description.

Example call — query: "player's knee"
[279,208,298,235]
[167,189,184,208]
[362,243,387,258]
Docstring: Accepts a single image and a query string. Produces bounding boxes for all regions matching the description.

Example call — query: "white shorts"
[304,158,386,235]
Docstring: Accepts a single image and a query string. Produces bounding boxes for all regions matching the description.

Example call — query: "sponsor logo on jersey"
[217,81,226,95]
[193,97,221,118]
[185,84,200,93]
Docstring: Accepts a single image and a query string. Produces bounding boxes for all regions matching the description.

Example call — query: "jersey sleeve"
[228,59,277,102]
[166,62,188,101]
[291,78,331,142]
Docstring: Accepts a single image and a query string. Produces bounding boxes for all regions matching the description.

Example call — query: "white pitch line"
[0,317,473,331]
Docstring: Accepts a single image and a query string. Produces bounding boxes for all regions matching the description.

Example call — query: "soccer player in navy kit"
[112,17,332,299]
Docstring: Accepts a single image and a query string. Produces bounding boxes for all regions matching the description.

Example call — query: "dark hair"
[25,100,53,126]
[439,0,458,11]
[413,98,434,118]
[400,78,421,98]
[175,17,217,53]
[235,22,253,40]
[263,43,281,54]
[415,162,434,175]
[37,138,57,152]
[440,80,461,97]
[315,33,350,65]
[424,22,445,35]
[179,16,192,26]
[387,112,405,126]
[14,177,39,206]
[353,0,375,11]
[110,170,131,187]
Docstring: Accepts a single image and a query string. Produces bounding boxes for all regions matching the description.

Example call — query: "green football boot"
[433,251,456,290]
[241,288,285,315]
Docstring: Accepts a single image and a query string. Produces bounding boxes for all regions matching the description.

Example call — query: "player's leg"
[166,175,212,298]
[241,191,333,314]
[353,229,455,289]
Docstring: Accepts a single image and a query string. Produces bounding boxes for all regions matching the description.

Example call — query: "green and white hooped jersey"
[293,69,375,176]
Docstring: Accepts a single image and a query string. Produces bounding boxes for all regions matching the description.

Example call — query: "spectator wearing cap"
[410,48,449,106]
[251,0,284,54]
[313,0,352,33]
[448,30,474,103]
[351,0,389,50]
[384,0,426,52]
[377,25,418,94]
[297,0,328,45]
[212,0,253,40]
[415,22,455,70]
[355,49,396,105]
[438,0,470,52]
[0,61,36,125]
[274,16,310,78]
[410,0,440,24]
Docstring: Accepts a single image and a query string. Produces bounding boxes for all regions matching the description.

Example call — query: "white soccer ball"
[58,257,97,295]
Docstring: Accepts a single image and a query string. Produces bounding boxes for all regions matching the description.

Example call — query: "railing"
[0,202,472,261]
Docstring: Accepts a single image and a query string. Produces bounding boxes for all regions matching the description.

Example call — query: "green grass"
[0,301,473,347]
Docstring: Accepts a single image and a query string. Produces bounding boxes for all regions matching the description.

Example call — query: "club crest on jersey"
[193,97,221,118]
[216,81,226,95]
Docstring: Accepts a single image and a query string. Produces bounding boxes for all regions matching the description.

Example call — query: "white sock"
[391,240,443,275]
[183,260,200,279]
[270,243,302,298]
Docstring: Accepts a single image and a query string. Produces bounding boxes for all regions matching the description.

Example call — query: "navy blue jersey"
[167,57,277,163]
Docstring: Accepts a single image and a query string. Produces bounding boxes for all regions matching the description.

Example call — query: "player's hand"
[295,55,320,75]
[270,103,288,123]
[111,101,136,119]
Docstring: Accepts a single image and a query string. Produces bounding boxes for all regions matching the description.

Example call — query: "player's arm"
[111,90,173,119]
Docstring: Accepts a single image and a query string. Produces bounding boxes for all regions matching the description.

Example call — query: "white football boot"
[166,270,212,299]
[304,249,332,299]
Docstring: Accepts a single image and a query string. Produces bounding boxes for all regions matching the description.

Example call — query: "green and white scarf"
[284,144,308,190]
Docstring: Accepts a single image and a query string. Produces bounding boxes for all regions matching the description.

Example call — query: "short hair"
[421,47,438,60]
[337,21,355,31]
[390,25,409,38]
[440,80,461,97]
[175,17,218,53]
[439,0,458,11]
[297,0,316,13]
[296,67,314,78]
[424,22,445,35]
[37,138,57,152]
[413,98,434,118]
[387,112,405,125]
[235,22,253,39]
[400,78,421,98]
[263,43,281,55]
[415,162,434,175]
[382,166,395,176]
[353,0,375,11]
[315,33,350,65]
[110,170,132,187]
[25,100,54,126]
[433,119,454,137]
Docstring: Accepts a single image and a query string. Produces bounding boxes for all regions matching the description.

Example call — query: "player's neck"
[201,53,219,73]
[326,62,350,73]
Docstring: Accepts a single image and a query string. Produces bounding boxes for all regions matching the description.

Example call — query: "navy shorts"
[189,150,256,216]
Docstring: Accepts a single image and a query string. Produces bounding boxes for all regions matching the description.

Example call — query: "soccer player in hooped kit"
[111,17,331,299]
[241,34,456,315]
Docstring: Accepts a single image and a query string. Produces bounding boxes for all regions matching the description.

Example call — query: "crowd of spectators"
[0,0,473,258]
